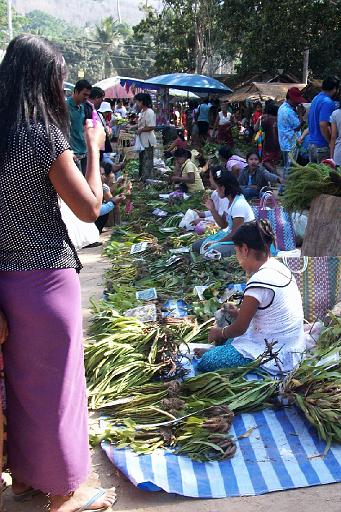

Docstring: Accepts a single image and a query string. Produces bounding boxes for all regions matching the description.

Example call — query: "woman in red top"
[252,102,263,128]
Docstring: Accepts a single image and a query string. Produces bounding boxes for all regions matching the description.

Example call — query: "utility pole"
[117,0,121,23]
[7,0,13,41]
[303,49,309,85]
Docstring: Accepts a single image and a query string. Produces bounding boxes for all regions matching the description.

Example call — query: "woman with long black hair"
[0,35,115,511]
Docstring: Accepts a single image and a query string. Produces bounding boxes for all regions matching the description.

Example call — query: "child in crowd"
[218,146,247,178]
[171,148,204,193]
[238,150,283,200]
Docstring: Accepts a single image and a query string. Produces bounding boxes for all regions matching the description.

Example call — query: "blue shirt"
[197,103,212,122]
[277,101,301,152]
[308,92,336,147]
[67,97,87,156]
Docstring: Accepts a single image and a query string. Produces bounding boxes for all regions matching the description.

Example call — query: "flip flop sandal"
[75,488,116,512]
[13,488,41,502]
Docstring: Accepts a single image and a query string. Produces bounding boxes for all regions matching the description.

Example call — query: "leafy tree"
[221,0,341,79]
[0,0,27,48]
[133,1,232,75]
[94,16,133,77]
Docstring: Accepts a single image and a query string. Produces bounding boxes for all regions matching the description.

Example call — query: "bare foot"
[49,487,116,512]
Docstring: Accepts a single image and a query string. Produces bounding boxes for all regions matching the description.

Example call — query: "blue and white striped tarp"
[102,406,341,498]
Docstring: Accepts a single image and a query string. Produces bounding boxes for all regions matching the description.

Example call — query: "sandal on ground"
[75,488,117,512]
[13,487,41,502]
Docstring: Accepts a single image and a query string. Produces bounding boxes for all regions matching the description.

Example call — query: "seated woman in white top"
[192,167,255,257]
[192,166,229,229]
[197,220,305,376]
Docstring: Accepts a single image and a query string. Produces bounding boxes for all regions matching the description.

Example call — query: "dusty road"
[4,231,341,511]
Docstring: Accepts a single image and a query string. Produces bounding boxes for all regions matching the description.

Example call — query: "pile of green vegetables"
[85,159,341,461]
[283,162,341,211]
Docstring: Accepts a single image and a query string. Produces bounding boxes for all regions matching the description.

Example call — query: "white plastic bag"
[292,212,308,240]
[59,199,100,250]
[179,209,200,231]
[133,135,145,152]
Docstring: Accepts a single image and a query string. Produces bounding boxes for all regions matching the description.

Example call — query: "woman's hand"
[0,310,8,344]
[223,302,239,318]
[203,197,215,211]
[112,193,126,205]
[208,327,226,344]
[190,218,202,226]
[84,119,105,152]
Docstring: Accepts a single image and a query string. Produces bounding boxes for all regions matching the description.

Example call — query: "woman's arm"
[208,296,259,343]
[137,126,155,134]
[330,122,337,159]
[50,122,105,222]
[213,216,244,243]
[204,198,227,229]
[0,310,8,344]
[299,127,309,143]
[172,172,195,185]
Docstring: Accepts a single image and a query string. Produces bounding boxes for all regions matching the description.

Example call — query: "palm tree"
[95,16,131,78]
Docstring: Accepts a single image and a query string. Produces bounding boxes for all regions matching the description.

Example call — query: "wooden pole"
[303,49,309,85]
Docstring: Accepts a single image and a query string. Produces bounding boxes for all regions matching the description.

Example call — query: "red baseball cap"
[287,87,306,105]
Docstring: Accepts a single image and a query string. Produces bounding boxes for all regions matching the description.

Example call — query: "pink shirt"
[226,155,247,173]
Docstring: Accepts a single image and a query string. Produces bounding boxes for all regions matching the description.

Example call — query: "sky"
[12,0,162,26]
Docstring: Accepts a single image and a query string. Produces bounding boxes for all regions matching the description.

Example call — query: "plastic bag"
[179,209,200,231]
[292,212,308,240]
[59,199,100,250]
[133,135,144,152]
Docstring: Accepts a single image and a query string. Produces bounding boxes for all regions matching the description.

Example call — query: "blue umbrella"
[145,73,232,94]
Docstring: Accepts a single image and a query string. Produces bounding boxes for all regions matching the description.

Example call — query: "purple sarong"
[0,269,89,495]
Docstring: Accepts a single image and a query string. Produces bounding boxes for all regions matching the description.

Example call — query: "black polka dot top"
[0,123,82,272]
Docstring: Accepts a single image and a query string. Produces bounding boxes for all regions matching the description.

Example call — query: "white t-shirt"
[218,111,232,125]
[138,108,157,148]
[244,287,274,307]
[204,190,229,223]
[228,195,255,223]
[115,106,127,118]
[232,258,305,375]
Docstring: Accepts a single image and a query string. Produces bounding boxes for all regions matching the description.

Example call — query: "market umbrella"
[94,77,143,99]
[63,81,74,92]
[145,73,232,94]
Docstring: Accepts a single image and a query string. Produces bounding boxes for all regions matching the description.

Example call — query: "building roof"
[222,82,307,103]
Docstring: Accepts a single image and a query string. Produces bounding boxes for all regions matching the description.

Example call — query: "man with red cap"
[277,87,306,189]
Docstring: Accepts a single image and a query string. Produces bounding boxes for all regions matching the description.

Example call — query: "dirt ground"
[4,230,341,511]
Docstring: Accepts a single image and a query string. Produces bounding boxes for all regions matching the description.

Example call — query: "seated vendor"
[238,150,283,200]
[192,166,229,229]
[219,146,247,178]
[197,220,305,376]
[164,131,188,158]
[192,168,255,257]
[171,148,204,193]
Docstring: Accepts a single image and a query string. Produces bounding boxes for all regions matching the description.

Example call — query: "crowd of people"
[0,31,339,512]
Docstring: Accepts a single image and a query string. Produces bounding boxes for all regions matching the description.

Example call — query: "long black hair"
[232,220,275,255]
[218,145,233,161]
[134,92,153,108]
[0,35,69,156]
[210,165,242,198]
